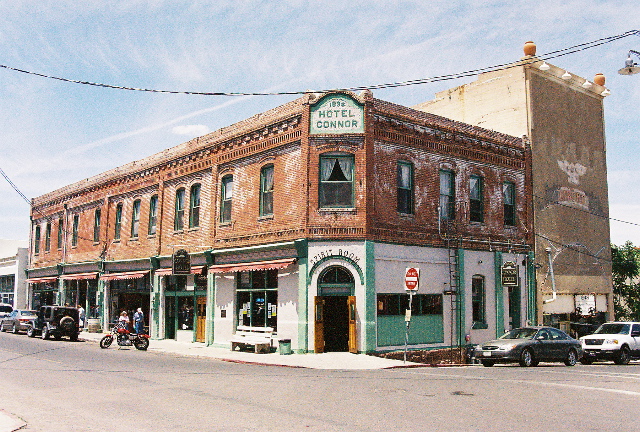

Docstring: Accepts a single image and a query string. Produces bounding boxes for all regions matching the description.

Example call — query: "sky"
[0,1,639,247]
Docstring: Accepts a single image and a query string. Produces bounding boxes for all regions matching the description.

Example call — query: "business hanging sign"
[172,249,191,275]
[310,94,364,135]
[501,261,519,287]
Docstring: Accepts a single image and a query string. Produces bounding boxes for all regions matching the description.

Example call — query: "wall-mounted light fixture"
[618,50,640,75]
[539,62,550,71]
[561,71,572,80]
[582,80,593,89]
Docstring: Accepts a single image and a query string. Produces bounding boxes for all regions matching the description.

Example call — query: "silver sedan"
[476,326,583,367]
[0,309,37,334]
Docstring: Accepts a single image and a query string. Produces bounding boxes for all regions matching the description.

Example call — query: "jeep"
[27,306,81,341]
[579,322,640,365]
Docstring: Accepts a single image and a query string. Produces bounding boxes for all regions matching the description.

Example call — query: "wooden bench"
[230,326,274,353]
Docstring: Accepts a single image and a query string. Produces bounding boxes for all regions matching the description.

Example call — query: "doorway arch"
[315,265,357,353]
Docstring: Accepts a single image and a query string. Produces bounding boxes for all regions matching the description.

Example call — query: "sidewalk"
[79,330,424,370]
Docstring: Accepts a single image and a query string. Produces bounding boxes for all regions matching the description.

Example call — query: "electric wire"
[0,30,637,96]
[533,194,640,227]
[1,30,639,257]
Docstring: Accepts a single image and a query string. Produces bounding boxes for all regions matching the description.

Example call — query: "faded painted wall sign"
[310,94,364,135]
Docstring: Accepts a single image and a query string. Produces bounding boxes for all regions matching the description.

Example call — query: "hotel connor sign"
[310,94,364,135]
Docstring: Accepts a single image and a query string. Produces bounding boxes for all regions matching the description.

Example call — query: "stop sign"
[405,267,420,291]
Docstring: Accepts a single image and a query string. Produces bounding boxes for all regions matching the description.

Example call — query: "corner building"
[27,89,534,353]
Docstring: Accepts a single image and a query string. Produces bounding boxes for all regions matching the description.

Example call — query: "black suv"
[27,306,81,341]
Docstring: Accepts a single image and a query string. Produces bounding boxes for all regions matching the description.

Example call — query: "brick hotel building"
[26,43,611,353]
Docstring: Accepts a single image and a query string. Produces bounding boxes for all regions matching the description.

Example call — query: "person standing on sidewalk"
[133,308,145,334]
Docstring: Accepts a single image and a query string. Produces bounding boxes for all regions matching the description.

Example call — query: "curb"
[0,410,26,432]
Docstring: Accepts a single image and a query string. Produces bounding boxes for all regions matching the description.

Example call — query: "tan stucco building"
[413,42,613,331]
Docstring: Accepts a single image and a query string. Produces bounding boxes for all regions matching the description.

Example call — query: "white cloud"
[171,124,210,137]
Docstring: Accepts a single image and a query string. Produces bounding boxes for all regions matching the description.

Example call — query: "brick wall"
[29,92,533,272]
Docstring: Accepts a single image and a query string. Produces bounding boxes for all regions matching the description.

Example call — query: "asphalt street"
[1,332,639,431]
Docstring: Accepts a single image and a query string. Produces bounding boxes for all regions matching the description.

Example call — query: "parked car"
[0,309,37,334]
[476,326,583,367]
[579,322,640,365]
[0,303,13,320]
[27,305,81,341]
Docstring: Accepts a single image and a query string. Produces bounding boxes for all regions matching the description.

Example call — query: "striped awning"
[154,266,205,276]
[59,272,99,281]
[99,270,149,281]
[208,258,296,274]
[25,276,58,284]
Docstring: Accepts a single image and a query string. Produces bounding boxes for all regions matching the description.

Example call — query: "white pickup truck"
[579,322,640,365]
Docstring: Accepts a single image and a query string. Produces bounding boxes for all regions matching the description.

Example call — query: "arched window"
[45,222,51,252]
[220,175,233,223]
[148,195,158,235]
[174,188,185,231]
[469,175,484,223]
[260,165,274,216]
[93,208,101,243]
[318,266,354,296]
[130,199,141,238]
[71,214,79,247]
[114,203,123,240]
[503,181,516,226]
[439,169,455,220]
[397,161,414,214]
[34,225,41,254]
[189,184,201,229]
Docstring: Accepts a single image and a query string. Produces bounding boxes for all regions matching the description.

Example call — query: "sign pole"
[403,267,419,364]
[404,291,414,364]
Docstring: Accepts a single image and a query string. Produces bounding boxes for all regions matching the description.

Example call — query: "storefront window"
[236,270,278,330]
[0,275,15,305]
[377,294,443,316]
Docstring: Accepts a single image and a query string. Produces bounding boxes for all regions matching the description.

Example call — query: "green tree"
[611,241,640,320]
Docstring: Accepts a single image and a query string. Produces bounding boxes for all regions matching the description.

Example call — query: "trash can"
[278,339,292,355]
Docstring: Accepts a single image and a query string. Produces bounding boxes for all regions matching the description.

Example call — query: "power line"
[533,194,640,227]
[0,30,637,97]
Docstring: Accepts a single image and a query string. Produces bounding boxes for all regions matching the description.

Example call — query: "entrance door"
[348,295,357,353]
[165,297,176,340]
[314,296,325,353]
[316,266,356,353]
[196,296,206,343]
[508,286,521,330]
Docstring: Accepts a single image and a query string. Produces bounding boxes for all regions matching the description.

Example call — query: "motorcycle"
[99,323,150,350]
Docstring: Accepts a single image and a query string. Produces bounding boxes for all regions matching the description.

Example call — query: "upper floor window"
[130,200,141,238]
[469,175,484,223]
[148,195,158,235]
[114,203,123,241]
[93,209,101,243]
[503,181,516,226]
[174,188,185,231]
[260,165,274,216]
[220,175,233,223]
[44,222,51,252]
[57,218,63,249]
[472,275,486,325]
[189,184,201,229]
[397,161,414,214]
[71,214,79,247]
[319,153,354,208]
[34,225,41,254]
[439,170,455,221]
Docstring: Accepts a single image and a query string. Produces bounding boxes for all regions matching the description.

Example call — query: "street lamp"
[618,50,640,75]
